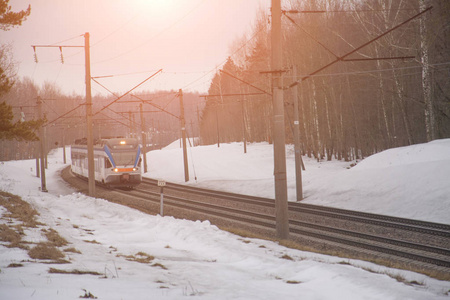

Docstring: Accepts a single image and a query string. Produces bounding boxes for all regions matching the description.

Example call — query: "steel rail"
[142,178,450,235]
[120,186,450,268]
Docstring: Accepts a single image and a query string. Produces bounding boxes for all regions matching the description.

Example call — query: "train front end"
[104,138,142,188]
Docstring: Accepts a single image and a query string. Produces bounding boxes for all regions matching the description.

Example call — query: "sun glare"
[135,0,175,12]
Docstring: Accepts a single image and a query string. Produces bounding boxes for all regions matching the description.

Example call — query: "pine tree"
[0,0,30,31]
[0,101,42,141]
[0,1,35,141]
[0,0,31,96]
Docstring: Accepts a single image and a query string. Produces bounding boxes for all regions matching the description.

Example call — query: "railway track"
[62,167,450,278]
[138,178,450,274]
[144,178,450,234]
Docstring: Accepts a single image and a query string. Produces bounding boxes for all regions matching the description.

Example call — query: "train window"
[111,152,137,166]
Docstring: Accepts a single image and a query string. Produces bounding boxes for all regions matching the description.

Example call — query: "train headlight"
[133,168,137,171]
[113,168,119,172]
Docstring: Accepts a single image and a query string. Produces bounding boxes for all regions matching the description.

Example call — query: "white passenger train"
[71,138,142,188]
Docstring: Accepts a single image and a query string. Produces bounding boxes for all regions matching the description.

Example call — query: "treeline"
[200,0,450,160]
[0,78,203,161]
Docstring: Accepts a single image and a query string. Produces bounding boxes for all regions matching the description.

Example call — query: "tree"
[0,101,42,141]
[0,43,14,94]
[0,0,30,31]
[0,0,31,96]
[0,1,35,141]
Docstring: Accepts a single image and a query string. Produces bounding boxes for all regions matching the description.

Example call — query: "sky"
[2,0,270,96]
[0,139,449,299]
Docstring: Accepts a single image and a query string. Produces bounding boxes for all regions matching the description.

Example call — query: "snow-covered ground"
[150,138,450,223]
[0,139,449,299]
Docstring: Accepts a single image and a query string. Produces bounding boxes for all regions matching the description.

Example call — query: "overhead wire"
[284,61,450,80]
[44,103,85,126]
[92,69,163,116]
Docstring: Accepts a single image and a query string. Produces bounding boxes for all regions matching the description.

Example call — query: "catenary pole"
[179,89,189,182]
[84,32,95,197]
[37,96,48,192]
[271,0,289,238]
[140,103,148,173]
[292,65,303,201]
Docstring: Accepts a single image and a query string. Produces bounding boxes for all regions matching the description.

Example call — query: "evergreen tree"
[0,0,30,96]
[0,0,30,31]
[0,1,35,141]
[0,101,42,141]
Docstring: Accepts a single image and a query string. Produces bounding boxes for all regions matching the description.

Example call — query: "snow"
[151,139,450,224]
[0,139,449,299]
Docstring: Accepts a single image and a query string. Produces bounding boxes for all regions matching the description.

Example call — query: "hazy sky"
[2,0,270,96]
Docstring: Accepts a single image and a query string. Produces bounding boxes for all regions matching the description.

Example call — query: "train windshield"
[111,151,138,166]
[104,138,139,166]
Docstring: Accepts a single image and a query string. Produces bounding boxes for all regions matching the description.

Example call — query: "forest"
[200,0,450,161]
[0,78,203,160]
[1,0,449,162]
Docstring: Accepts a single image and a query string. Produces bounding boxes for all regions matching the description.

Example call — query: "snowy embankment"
[148,138,450,224]
[0,139,449,299]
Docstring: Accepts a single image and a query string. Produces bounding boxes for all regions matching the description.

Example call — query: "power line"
[288,6,433,89]
[92,69,163,116]
[283,12,339,59]
[44,103,85,126]
[284,62,450,80]
[283,9,418,14]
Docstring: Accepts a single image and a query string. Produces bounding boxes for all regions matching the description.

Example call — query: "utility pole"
[36,96,48,192]
[85,32,95,197]
[179,89,189,182]
[44,122,48,169]
[215,102,220,148]
[196,104,201,145]
[128,111,133,137]
[35,142,40,178]
[62,131,66,164]
[240,85,247,154]
[292,65,303,201]
[271,0,289,239]
[139,103,148,173]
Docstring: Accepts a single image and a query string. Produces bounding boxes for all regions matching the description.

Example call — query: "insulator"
[59,47,64,64]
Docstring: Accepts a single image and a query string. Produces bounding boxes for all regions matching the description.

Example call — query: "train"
[71,137,142,188]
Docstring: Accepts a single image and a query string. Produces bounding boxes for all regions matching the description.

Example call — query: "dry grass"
[116,251,167,269]
[28,242,65,260]
[0,191,41,227]
[280,254,294,261]
[117,252,155,264]
[80,289,98,299]
[48,268,102,276]
[64,247,81,254]
[7,263,23,268]
[83,239,101,244]
[0,191,69,261]
[0,224,22,245]
[42,228,68,247]
[286,280,302,284]
[152,262,168,270]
